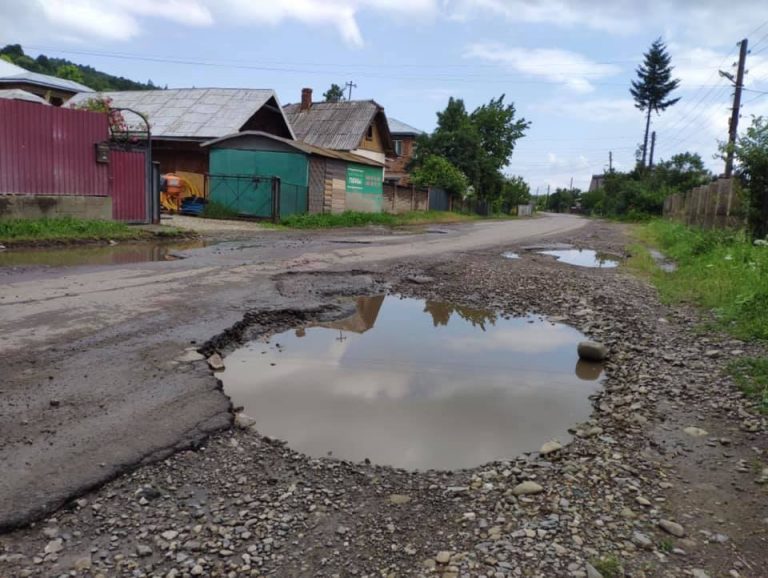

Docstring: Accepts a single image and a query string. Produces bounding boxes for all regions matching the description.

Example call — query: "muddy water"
[0,240,205,268]
[223,296,603,471]
[538,248,619,268]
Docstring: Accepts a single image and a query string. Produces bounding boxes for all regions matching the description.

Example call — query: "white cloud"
[531,98,637,122]
[466,44,621,93]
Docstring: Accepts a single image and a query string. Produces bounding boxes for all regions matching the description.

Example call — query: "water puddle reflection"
[538,249,619,268]
[223,295,603,470]
[0,240,205,268]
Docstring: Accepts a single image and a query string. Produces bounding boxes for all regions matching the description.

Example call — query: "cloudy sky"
[3,0,768,190]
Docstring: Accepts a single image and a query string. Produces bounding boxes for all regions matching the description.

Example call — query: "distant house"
[201,131,385,217]
[283,88,394,166]
[67,88,295,175]
[588,174,606,191]
[385,118,424,186]
[0,60,93,106]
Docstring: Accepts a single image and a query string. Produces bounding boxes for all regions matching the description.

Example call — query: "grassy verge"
[0,217,187,246]
[628,219,768,411]
[279,210,493,229]
[200,201,240,220]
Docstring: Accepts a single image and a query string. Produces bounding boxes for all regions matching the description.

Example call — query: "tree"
[411,154,469,197]
[55,64,84,83]
[653,152,710,192]
[734,116,768,239]
[501,175,531,207]
[630,38,680,168]
[323,83,345,102]
[413,95,529,201]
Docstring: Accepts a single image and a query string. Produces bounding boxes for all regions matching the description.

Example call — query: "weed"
[279,210,480,229]
[0,217,140,243]
[200,201,240,220]
[659,539,674,553]
[727,357,768,414]
[590,554,622,578]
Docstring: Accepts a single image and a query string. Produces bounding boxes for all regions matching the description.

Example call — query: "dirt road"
[0,214,586,530]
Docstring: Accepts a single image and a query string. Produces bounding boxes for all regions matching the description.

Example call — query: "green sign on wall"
[346,164,382,194]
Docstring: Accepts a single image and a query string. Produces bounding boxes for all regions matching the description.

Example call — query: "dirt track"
[1,215,766,578]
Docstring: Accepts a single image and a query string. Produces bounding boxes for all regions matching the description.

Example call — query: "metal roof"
[0,60,26,76]
[201,131,384,167]
[388,117,424,135]
[0,89,50,105]
[0,71,93,94]
[67,88,294,140]
[283,100,384,150]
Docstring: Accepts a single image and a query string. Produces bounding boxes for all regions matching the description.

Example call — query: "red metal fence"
[0,99,150,223]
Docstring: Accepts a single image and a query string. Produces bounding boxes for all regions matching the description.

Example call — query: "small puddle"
[649,249,677,272]
[222,295,603,470]
[502,252,520,260]
[538,249,619,268]
[0,240,205,268]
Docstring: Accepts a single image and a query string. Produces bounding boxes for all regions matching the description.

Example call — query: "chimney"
[300,88,312,111]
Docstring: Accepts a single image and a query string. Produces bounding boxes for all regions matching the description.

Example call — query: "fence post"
[271,177,281,224]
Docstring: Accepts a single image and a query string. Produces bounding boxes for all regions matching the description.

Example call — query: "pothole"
[221,295,603,471]
[537,248,620,268]
[0,240,206,268]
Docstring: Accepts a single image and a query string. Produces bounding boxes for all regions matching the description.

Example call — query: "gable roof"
[0,70,93,94]
[388,117,424,136]
[66,88,295,140]
[283,100,393,154]
[201,131,384,167]
[0,89,51,105]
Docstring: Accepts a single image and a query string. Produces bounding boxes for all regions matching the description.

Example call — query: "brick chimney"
[300,88,312,111]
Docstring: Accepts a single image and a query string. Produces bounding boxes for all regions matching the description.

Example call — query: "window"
[366,125,374,140]
[393,139,403,156]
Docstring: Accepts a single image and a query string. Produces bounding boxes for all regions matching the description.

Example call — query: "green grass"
[279,210,484,229]
[200,201,240,220]
[590,555,622,578]
[0,217,143,244]
[629,219,768,341]
[727,357,768,414]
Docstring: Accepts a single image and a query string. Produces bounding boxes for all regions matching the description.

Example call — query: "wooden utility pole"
[649,131,656,169]
[345,81,358,100]
[722,39,748,178]
[608,151,613,172]
[545,184,550,211]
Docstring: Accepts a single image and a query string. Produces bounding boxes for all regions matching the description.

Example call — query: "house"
[588,174,606,192]
[67,88,295,176]
[283,88,394,166]
[0,60,93,106]
[201,131,385,217]
[385,118,424,186]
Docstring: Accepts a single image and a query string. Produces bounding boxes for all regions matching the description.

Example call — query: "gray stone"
[577,341,608,362]
[161,530,179,541]
[44,539,63,554]
[683,426,708,437]
[435,551,453,564]
[73,555,91,571]
[540,441,562,455]
[512,481,544,496]
[659,519,685,537]
[585,563,604,578]
[632,532,653,550]
[207,353,225,371]
[389,494,411,505]
[692,570,711,578]
[136,544,152,557]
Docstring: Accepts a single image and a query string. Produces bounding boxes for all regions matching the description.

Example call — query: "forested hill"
[0,44,159,91]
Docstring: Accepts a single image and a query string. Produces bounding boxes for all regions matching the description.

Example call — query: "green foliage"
[630,38,681,167]
[0,44,157,91]
[500,175,531,209]
[590,555,622,578]
[634,220,768,341]
[200,201,240,220]
[411,155,469,196]
[733,116,768,239]
[413,95,529,202]
[323,83,345,102]
[0,217,138,243]
[728,357,768,414]
[280,211,477,229]
[545,187,580,213]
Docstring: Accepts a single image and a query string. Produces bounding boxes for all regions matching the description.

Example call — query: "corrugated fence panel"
[0,100,110,196]
[110,151,147,222]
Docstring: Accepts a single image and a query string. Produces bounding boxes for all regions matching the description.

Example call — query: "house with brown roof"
[283,88,394,166]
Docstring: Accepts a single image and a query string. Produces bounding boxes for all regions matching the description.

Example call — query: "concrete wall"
[383,184,428,214]
[0,194,112,220]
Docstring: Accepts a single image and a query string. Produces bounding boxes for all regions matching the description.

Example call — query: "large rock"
[512,481,544,496]
[659,519,685,537]
[577,341,608,362]
[540,441,562,455]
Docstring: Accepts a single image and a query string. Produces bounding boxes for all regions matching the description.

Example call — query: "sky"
[2,0,768,192]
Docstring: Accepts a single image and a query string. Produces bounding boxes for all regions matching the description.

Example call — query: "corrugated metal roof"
[388,117,424,135]
[0,71,93,93]
[67,88,294,140]
[283,100,381,150]
[0,89,50,105]
[201,131,384,167]
[0,60,26,76]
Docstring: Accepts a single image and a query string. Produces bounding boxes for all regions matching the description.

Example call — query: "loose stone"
[512,481,544,496]
[577,341,608,362]
[658,519,685,537]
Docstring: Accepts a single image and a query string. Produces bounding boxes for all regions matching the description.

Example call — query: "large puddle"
[538,249,619,268]
[0,240,205,268]
[223,295,603,471]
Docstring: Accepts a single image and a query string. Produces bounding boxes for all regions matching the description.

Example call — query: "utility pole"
[649,131,656,169]
[545,184,550,211]
[721,38,748,178]
[344,81,357,101]
[569,176,573,191]
[608,151,613,172]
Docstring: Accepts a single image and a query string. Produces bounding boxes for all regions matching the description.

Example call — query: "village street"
[1,215,766,578]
